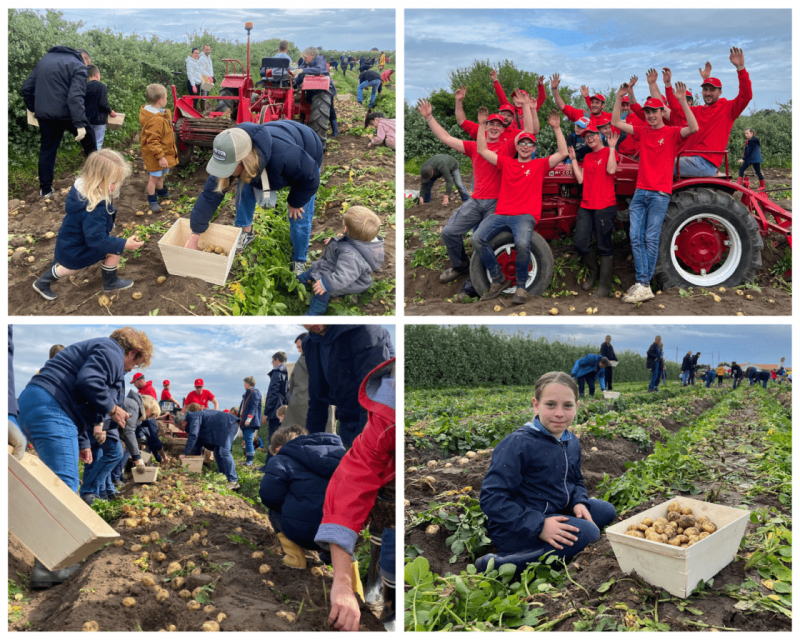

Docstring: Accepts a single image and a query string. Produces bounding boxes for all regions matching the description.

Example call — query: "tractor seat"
[262,57,290,69]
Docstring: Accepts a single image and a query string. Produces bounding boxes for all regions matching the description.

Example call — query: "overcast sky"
[405,9,792,108]
[11,324,395,410]
[55,9,395,51]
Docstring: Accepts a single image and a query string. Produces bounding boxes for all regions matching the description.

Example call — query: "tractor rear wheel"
[308,91,332,148]
[655,187,763,289]
[469,230,554,297]
[214,88,239,117]
[174,129,194,167]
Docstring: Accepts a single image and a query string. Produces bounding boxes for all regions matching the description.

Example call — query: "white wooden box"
[200,79,215,92]
[607,497,750,598]
[133,466,159,483]
[139,449,153,464]
[157,218,240,286]
[8,449,119,570]
[604,391,621,399]
[27,110,39,126]
[182,456,204,473]
[107,112,125,130]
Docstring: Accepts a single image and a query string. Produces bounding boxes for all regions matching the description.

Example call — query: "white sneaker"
[292,260,307,276]
[623,283,655,304]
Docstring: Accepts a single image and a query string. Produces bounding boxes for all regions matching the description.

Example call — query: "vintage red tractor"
[170,22,334,166]
[469,150,792,296]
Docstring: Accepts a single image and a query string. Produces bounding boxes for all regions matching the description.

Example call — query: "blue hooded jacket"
[189,120,324,234]
[54,185,127,270]
[240,386,263,428]
[260,432,345,544]
[265,364,288,422]
[571,354,604,379]
[480,419,590,550]
[182,409,240,454]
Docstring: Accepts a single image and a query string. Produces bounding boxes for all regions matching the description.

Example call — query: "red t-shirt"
[138,381,157,400]
[185,389,215,408]
[462,138,515,200]
[494,156,550,219]
[462,120,526,144]
[632,124,684,193]
[562,103,618,133]
[579,146,619,210]
[617,112,643,156]
[161,389,175,402]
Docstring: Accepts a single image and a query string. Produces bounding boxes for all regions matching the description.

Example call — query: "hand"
[537,74,545,88]
[328,578,361,631]
[244,418,251,426]
[489,68,498,82]
[729,47,745,70]
[134,459,146,474]
[738,159,744,164]
[179,454,186,460]
[662,67,672,86]
[607,131,619,148]
[547,110,561,129]
[617,83,629,98]
[539,515,580,550]
[110,404,130,427]
[628,75,638,89]
[567,147,576,161]
[125,236,144,251]
[288,206,304,220]
[454,85,467,102]
[416,99,432,120]
[161,452,170,462]
[324,236,332,245]
[580,85,590,98]
[110,110,117,118]
[8,420,26,460]
[192,85,198,94]
[93,425,106,445]
[312,280,325,295]
[673,81,688,101]
[159,157,168,168]
[699,61,712,80]
[476,106,488,125]
[550,73,561,91]
[573,503,595,524]
[442,195,449,206]
[75,127,86,142]
[184,233,201,250]
[79,448,93,464]
[646,68,658,85]
[514,90,530,107]
[418,197,424,206]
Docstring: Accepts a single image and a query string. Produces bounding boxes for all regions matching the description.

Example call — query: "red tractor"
[171,22,333,166]
[469,150,792,296]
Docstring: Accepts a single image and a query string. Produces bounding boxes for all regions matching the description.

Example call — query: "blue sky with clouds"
[11,324,395,410]
[405,9,791,109]
[55,9,395,51]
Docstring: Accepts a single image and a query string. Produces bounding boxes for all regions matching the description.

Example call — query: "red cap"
[621,96,630,104]
[194,378,204,386]
[498,103,515,114]
[132,373,145,382]
[486,114,505,124]
[515,131,537,145]
[510,89,528,98]
[643,97,665,109]
[685,90,693,99]
[223,409,229,413]
[163,380,170,386]
[591,93,606,103]
[579,124,601,137]
[701,77,722,88]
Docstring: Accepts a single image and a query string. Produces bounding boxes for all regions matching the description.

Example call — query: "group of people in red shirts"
[418,46,752,305]
[132,374,219,411]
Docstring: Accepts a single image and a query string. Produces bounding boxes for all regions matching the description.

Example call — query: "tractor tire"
[308,91,332,148]
[175,131,194,167]
[214,88,239,116]
[655,187,763,289]
[469,230,554,297]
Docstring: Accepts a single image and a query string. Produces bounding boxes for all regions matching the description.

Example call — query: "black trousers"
[604,365,613,390]
[577,374,595,397]
[38,119,97,192]
[574,205,616,257]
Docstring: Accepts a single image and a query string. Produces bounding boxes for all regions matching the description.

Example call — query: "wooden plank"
[8,450,119,570]
[133,466,159,483]
[158,219,240,286]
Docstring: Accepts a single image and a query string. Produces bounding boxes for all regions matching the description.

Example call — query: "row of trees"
[405,325,680,388]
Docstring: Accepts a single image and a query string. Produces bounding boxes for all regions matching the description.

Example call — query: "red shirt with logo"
[562,103,618,134]
[185,389,215,408]
[462,138,515,199]
[631,124,684,193]
[617,112,643,156]
[494,156,550,219]
[579,146,619,209]
[462,120,526,144]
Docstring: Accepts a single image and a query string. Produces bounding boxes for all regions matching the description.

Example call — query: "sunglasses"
[517,140,535,147]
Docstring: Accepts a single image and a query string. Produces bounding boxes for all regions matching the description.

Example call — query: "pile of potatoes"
[625,502,717,548]
[202,245,229,256]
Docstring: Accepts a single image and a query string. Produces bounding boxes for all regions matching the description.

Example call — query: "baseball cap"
[163,380,170,386]
[579,124,601,137]
[591,93,606,103]
[515,131,537,145]
[685,90,694,99]
[132,372,145,382]
[701,77,722,89]
[498,103,515,114]
[621,96,630,104]
[575,116,590,129]
[194,378,204,386]
[486,114,505,124]
[206,128,254,178]
[510,89,528,98]
[643,97,666,110]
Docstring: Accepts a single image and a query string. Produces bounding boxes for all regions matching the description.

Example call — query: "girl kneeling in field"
[476,371,616,573]
[33,150,144,301]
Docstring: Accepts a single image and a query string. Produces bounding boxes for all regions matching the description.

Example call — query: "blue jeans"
[649,362,661,390]
[81,436,123,497]
[212,443,237,482]
[674,155,718,177]
[380,527,396,583]
[441,198,497,270]
[680,371,689,385]
[421,169,469,204]
[732,375,741,390]
[242,427,257,457]
[17,385,80,492]
[357,79,382,108]
[628,189,671,284]
[471,214,536,287]
[93,125,106,151]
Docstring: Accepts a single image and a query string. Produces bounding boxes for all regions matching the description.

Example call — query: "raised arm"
[729,47,752,118]
[605,131,619,175]
[674,81,699,138]
[417,99,466,154]
[517,91,539,135]
[475,108,498,166]
[490,68,510,106]
[547,110,569,168]
[536,74,546,111]
[611,85,635,135]
[550,73,567,111]
[568,147,583,184]
[699,60,712,81]
[646,67,662,102]
[454,85,467,126]
[580,84,591,110]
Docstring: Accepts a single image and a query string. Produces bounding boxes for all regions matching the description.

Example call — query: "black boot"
[581,248,599,291]
[594,255,613,298]
[156,187,170,200]
[101,265,133,292]
[365,535,383,605]
[380,578,396,629]
[30,558,81,589]
[33,264,61,300]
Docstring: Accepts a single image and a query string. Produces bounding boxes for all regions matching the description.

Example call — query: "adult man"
[646,336,663,392]
[489,68,546,128]
[283,333,338,434]
[179,404,240,490]
[418,154,469,206]
[455,86,529,145]
[689,351,701,385]
[160,380,179,415]
[239,376,262,467]
[264,352,289,449]
[263,40,292,86]
[357,68,383,109]
[747,366,758,385]
[184,379,219,410]
[612,82,698,304]
[303,324,394,447]
[551,73,608,129]
[198,43,214,109]
[600,336,617,391]
[571,355,610,399]
[731,361,743,390]
[21,46,97,198]
[680,351,693,386]
[132,372,157,399]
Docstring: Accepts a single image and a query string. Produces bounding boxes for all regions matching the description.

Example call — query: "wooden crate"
[27,110,39,127]
[182,457,204,473]
[133,466,159,483]
[157,219,240,286]
[8,449,119,570]
[107,113,125,130]
[603,391,621,399]
[200,76,215,92]
[139,450,153,464]
[607,497,750,598]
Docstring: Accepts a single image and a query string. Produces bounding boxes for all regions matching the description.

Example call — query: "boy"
[84,65,116,151]
[264,353,289,450]
[296,206,384,315]
[139,84,178,213]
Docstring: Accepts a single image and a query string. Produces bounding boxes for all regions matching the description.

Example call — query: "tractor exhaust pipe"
[245,22,253,83]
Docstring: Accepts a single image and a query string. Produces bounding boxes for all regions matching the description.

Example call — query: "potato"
[701,522,717,534]
[113,539,125,547]
[684,527,700,537]
[201,621,220,632]
[259,564,271,574]
[680,543,689,548]
[122,597,136,607]
[653,522,665,534]
[154,552,167,562]
[311,566,324,577]
[156,589,169,603]
[167,562,182,574]
[625,530,645,538]
[667,502,681,512]
[636,523,648,532]
[680,507,693,515]
[646,532,661,541]
[678,515,696,529]
[677,527,684,535]
[150,532,160,542]
[131,544,142,553]
[132,292,143,300]
[696,515,710,525]
[642,517,654,527]
[204,605,215,613]
[140,535,151,544]
[187,600,202,611]
[179,590,192,600]
[192,587,204,599]
[125,518,139,528]
[654,517,668,526]
[668,537,682,546]
[660,533,669,543]
[171,577,185,590]
[201,539,209,547]
[157,276,167,284]
[698,532,711,539]
[168,625,177,631]
[627,524,638,531]
[667,511,680,523]
[216,613,226,624]
[252,551,264,560]
[276,611,296,623]
[688,535,701,543]
[141,577,156,587]
[426,524,440,535]
[83,621,99,631]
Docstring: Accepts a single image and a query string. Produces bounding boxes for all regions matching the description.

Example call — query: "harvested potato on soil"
[201,621,220,632]
[141,577,155,587]
[167,562,182,574]
[187,600,202,611]
[83,621,99,632]
[131,544,142,553]
[179,590,192,600]
[252,551,264,560]
[113,539,125,547]
[204,605,216,613]
[216,613,227,624]
[122,597,136,607]
[259,564,271,574]
[276,611,296,623]
[426,525,440,535]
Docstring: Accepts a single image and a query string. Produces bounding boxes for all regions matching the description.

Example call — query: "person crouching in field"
[179,403,241,490]
[140,84,178,213]
[476,372,616,574]
[259,425,345,569]
[365,112,396,151]
[32,150,144,301]
[296,206,384,315]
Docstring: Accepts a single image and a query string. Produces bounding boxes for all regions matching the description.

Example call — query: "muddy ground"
[404,167,791,316]
[8,96,395,317]
[9,438,384,632]
[404,385,791,632]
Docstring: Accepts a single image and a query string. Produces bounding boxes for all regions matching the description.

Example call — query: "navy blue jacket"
[265,364,289,422]
[304,325,394,435]
[239,386,263,428]
[259,432,345,543]
[21,46,90,127]
[190,121,323,234]
[85,80,111,125]
[8,327,18,417]
[27,338,126,449]
[742,137,763,164]
[599,342,616,362]
[183,410,240,454]
[681,354,693,371]
[757,370,771,382]
[298,55,337,97]
[480,420,590,549]
[731,363,743,378]
[54,185,127,270]
[690,354,700,370]
[571,354,604,379]
[646,342,662,370]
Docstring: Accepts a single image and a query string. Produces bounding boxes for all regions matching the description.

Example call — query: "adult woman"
[296,46,339,138]
[185,47,202,109]
[567,125,619,299]
[186,122,323,275]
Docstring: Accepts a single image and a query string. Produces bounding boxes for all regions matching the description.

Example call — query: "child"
[737,128,764,191]
[716,363,726,387]
[296,206,384,315]
[476,372,616,573]
[135,394,170,464]
[85,65,116,151]
[259,425,345,569]
[365,112,395,151]
[139,84,178,213]
[32,150,143,301]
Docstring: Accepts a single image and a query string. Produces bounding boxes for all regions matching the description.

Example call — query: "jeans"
[577,374,596,397]
[471,214,536,287]
[37,119,97,193]
[92,125,106,151]
[674,155,718,177]
[17,384,80,492]
[628,189,671,284]
[440,198,497,270]
[421,169,469,204]
[357,79,382,108]
[739,162,764,180]
[81,436,123,497]
[379,527,396,582]
[680,370,689,385]
[732,375,742,389]
[649,362,661,390]
[574,205,616,257]
[242,427,257,457]
[212,443,237,482]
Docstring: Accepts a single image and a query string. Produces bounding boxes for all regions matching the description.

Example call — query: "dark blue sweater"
[239,387,263,428]
[742,137,763,164]
[21,46,90,126]
[8,327,18,417]
[265,364,289,422]
[183,409,240,454]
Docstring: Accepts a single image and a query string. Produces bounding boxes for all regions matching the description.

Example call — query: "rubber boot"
[243,455,254,467]
[147,194,161,213]
[594,255,613,299]
[33,263,61,300]
[365,535,383,604]
[758,180,766,192]
[277,533,306,570]
[30,558,81,589]
[736,176,744,186]
[581,248,599,291]
[156,187,170,200]
[331,118,339,138]
[101,265,133,292]
[351,561,365,602]
[380,579,396,626]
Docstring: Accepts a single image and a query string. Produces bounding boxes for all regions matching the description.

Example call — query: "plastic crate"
[158,218,240,286]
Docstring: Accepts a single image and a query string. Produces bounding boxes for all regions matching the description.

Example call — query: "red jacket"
[493,80,546,126]
[138,380,158,400]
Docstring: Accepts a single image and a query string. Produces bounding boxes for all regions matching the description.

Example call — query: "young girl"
[476,372,616,573]
[737,128,764,191]
[365,112,395,151]
[33,150,143,301]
